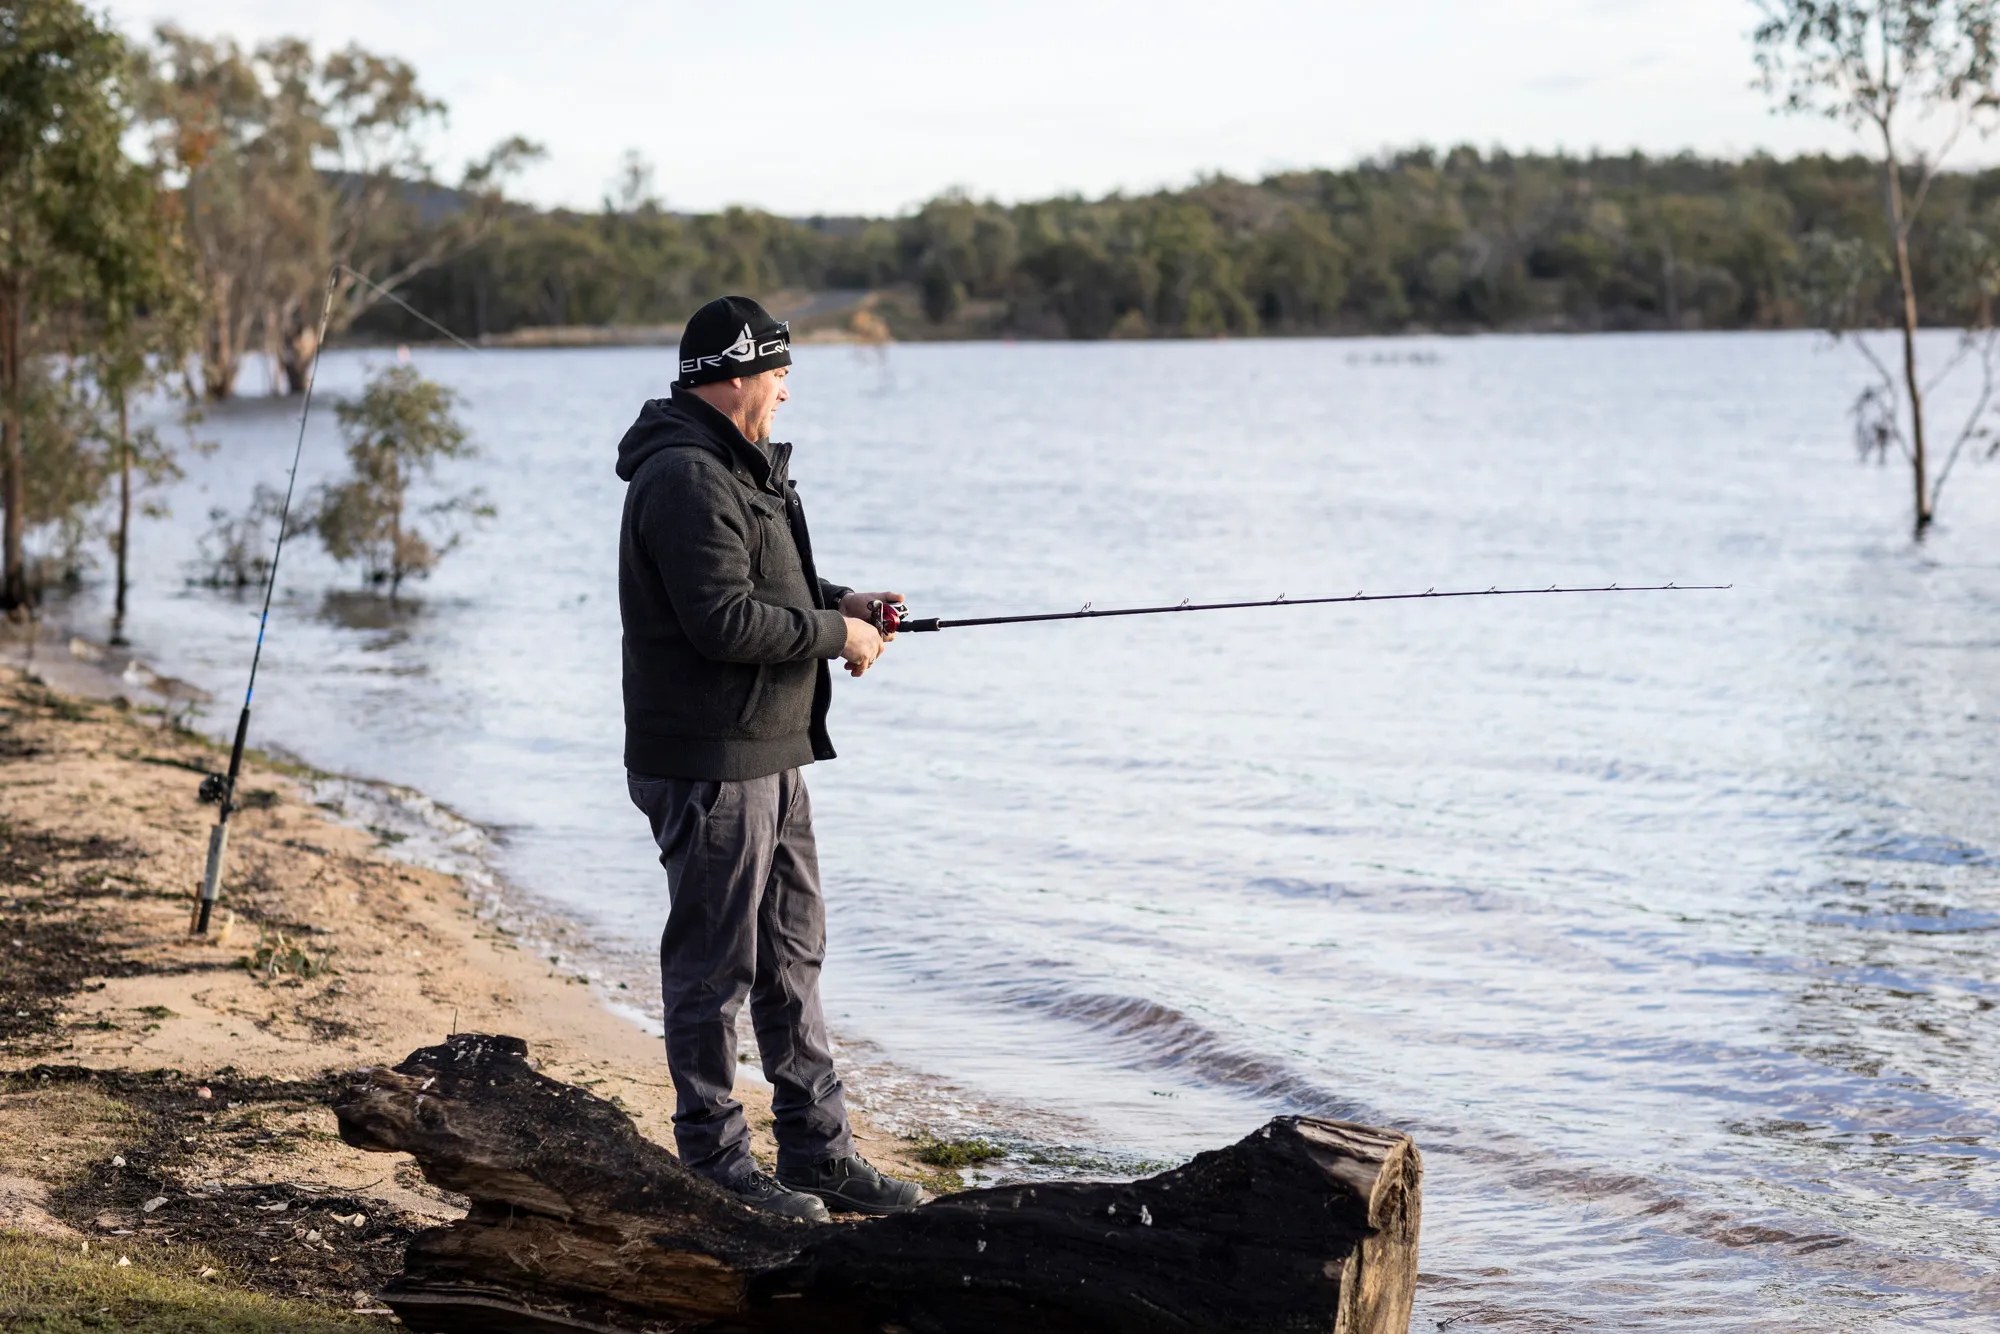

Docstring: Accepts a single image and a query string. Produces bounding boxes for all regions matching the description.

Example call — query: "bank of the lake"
[0,653,937,1326]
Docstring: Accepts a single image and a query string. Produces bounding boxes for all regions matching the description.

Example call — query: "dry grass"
[0,1230,377,1331]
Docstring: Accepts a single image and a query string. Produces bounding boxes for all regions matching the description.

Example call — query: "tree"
[16,356,105,588]
[135,28,540,400]
[1755,1,2000,534]
[0,0,161,611]
[313,365,488,597]
[93,317,195,643]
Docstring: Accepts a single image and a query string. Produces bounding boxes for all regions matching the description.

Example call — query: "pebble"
[140,1196,168,1213]
[109,1156,124,1168]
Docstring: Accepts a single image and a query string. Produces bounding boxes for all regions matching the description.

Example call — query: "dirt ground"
[0,663,931,1325]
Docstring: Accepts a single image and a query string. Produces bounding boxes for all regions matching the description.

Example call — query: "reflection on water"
[316,588,425,637]
[53,332,2000,1331]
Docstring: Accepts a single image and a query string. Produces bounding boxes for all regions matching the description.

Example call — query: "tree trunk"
[280,304,317,396]
[112,389,131,643]
[389,482,403,599]
[202,273,240,403]
[0,282,28,614]
[1883,144,1931,534]
[333,1034,1423,1334]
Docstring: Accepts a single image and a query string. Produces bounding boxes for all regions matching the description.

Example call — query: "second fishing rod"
[192,264,477,935]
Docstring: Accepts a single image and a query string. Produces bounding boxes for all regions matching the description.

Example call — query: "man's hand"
[840,617,886,677]
[840,590,905,639]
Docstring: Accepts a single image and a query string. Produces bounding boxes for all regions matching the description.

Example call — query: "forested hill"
[358,149,2000,344]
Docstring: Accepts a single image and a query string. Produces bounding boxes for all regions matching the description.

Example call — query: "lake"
[59,331,2000,1331]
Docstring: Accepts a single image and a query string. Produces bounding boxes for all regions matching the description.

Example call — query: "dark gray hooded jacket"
[616,387,850,780]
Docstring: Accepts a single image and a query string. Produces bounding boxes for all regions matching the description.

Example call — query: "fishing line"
[336,263,480,351]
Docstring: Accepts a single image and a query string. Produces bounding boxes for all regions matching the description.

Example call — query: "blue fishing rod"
[192,265,475,935]
[191,270,336,934]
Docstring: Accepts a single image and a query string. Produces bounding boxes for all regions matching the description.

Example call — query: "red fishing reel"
[866,599,908,635]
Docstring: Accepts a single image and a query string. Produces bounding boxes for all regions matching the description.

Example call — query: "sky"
[103,0,1925,217]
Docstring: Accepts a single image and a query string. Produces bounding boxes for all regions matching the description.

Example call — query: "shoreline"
[0,639,939,1324]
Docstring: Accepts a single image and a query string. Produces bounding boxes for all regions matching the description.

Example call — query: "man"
[616,295,927,1223]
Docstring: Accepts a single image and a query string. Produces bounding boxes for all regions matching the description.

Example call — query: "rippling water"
[59,332,2000,1330]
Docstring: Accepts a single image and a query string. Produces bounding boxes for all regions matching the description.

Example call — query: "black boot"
[722,1169,830,1223]
[778,1154,930,1215]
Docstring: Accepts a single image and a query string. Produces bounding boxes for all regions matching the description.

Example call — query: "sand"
[0,643,928,1315]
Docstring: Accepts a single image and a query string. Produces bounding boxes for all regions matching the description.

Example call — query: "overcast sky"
[103,0,1920,216]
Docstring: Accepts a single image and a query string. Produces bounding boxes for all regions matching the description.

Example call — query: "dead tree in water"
[333,1034,1423,1334]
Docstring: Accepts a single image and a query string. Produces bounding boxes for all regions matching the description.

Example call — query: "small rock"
[195,1087,212,1100]
[198,1266,218,1280]
[109,1155,125,1168]
[116,1256,131,1267]
[304,1229,323,1243]
[140,1196,168,1213]
[255,1201,288,1213]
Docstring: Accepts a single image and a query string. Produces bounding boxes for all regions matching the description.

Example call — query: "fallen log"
[332,1034,1421,1334]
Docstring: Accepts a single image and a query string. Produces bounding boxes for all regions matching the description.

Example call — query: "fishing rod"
[191,270,335,932]
[866,582,1730,635]
[190,266,476,935]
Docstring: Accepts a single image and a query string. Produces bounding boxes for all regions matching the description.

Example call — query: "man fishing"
[615,295,926,1223]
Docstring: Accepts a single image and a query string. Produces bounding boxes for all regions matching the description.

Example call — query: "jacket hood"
[615,387,790,488]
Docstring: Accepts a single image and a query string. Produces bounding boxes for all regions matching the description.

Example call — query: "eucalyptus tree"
[0,0,164,612]
[136,28,540,400]
[1754,0,2000,534]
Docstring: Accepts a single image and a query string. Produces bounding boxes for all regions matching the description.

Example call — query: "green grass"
[0,1232,373,1332]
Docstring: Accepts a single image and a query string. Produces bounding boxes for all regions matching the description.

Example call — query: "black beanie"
[677,295,792,386]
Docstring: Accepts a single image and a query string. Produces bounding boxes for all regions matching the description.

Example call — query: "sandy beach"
[0,643,928,1327]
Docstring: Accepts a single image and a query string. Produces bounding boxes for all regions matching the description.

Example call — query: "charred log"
[333,1034,1420,1334]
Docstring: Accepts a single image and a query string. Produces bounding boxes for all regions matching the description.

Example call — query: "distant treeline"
[359,149,2000,343]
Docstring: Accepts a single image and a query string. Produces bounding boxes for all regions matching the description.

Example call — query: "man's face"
[738,366,790,442]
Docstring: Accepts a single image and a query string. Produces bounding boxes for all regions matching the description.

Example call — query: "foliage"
[312,365,487,595]
[16,356,106,585]
[132,26,540,400]
[361,146,2000,345]
[0,0,167,611]
[1754,0,2000,532]
[191,483,285,589]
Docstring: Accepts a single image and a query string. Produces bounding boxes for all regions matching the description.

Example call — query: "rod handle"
[194,822,228,934]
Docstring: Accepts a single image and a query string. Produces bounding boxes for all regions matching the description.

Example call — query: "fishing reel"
[197,773,228,805]
[865,599,908,635]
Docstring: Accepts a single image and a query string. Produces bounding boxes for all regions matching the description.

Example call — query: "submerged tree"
[134,27,540,400]
[1755,0,2000,534]
[191,483,284,589]
[313,365,488,597]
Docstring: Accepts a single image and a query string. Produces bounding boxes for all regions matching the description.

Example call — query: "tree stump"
[332,1034,1421,1334]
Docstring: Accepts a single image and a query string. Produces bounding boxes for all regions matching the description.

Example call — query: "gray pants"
[627,768,854,1183]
